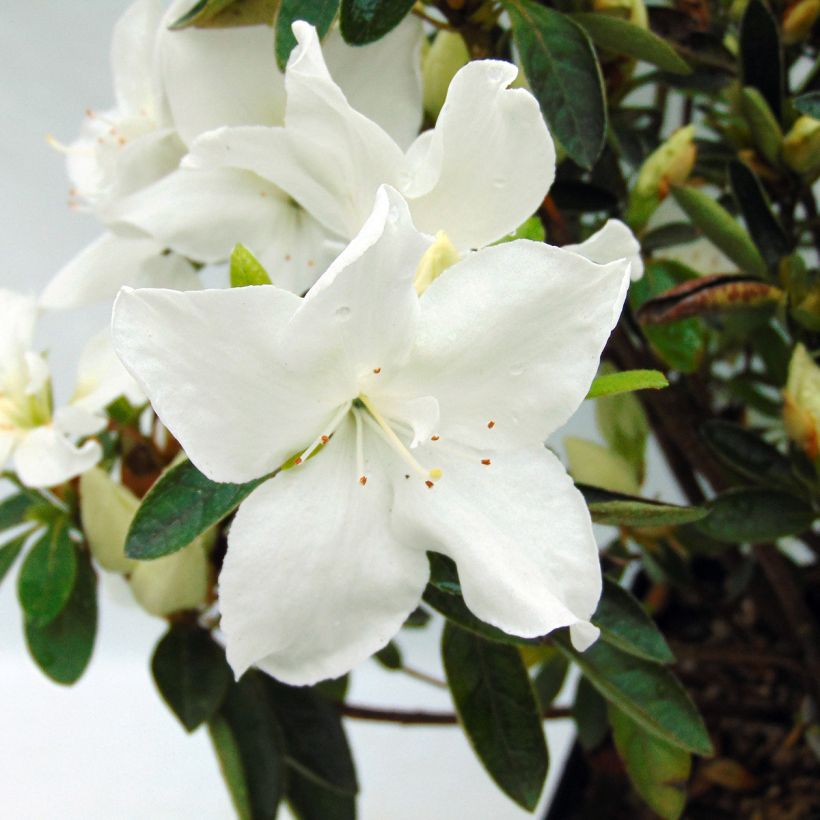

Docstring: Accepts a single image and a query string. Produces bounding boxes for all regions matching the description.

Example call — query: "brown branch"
[339,703,572,725]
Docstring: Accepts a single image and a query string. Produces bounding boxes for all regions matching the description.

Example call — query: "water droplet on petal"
[492,175,507,189]
[335,306,351,321]
[509,363,525,376]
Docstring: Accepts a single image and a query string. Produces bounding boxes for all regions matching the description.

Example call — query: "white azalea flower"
[112,187,631,685]
[111,21,554,294]
[0,291,110,487]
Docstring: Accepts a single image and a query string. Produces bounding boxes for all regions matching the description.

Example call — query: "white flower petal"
[0,289,37,366]
[392,445,601,645]
[322,18,423,151]
[564,219,644,281]
[53,406,107,438]
[279,187,430,398]
[0,431,18,472]
[72,329,144,412]
[396,240,630,450]
[14,427,102,488]
[112,285,340,483]
[405,60,555,249]
[220,416,429,684]
[23,353,50,397]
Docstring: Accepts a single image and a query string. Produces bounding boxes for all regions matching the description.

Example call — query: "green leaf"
[532,650,569,709]
[17,523,77,626]
[374,641,402,670]
[208,715,253,820]
[593,577,674,663]
[671,186,767,278]
[571,13,691,75]
[169,0,236,28]
[125,459,264,560]
[565,437,641,495]
[700,420,796,490]
[641,222,700,253]
[493,215,546,245]
[151,623,232,732]
[287,770,356,820]
[0,531,29,586]
[276,0,339,70]
[25,550,97,686]
[739,0,783,120]
[427,551,462,595]
[587,369,668,400]
[218,673,286,820]
[230,244,272,287]
[505,0,606,169]
[728,160,790,269]
[442,623,548,810]
[609,705,691,819]
[739,87,784,167]
[265,678,358,796]
[696,488,815,543]
[795,91,820,118]
[339,0,415,45]
[556,636,713,756]
[0,491,35,531]
[573,676,609,751]
[578,484,707,527]
[170,0,277,29]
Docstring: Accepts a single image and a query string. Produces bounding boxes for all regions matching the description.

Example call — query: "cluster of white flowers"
[9,0,646,685]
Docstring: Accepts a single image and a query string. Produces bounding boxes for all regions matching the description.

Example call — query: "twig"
[339,703,573,725]
[401,665,448,689]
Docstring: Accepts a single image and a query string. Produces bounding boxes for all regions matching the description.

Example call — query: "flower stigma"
[413,230,460,296]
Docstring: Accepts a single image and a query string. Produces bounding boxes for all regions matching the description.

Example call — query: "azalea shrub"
[4,0,820,816]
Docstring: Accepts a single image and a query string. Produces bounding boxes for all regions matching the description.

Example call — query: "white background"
[0,3,589,818]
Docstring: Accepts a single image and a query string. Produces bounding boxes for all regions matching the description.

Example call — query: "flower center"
[413,231,460,296]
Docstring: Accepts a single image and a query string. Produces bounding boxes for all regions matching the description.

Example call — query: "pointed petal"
[323,17,423,150]
[111,285,340,483]
[405,60,555,250]
[279,187,431,398]
[564,219,644,281]
[14,427,102,488]
[220,416,428,684]
[397,240,630,450]
[393,445,601,645]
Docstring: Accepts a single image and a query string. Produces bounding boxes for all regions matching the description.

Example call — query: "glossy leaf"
[265,678,358,796]
[151,623,232,732]
[17,524,77,626]
[443,622,548,810]
[573,676,609,751]
[696,488,815,543]
[339,0,415,45]
[571,13,691,75]
[125,459,264,560]
[276,0,339,69]
[170,0,277,29]
[230,244,272,288]
[578,484,707,527]
[609,705,691,819]
[556,636,713,756]
[671,186,767,278]
[795,91,820,118]
[505,0,606,169]
[728,161,790,269]
[739,0,783,119]
[24,551,97,686]
[587,369,668,399]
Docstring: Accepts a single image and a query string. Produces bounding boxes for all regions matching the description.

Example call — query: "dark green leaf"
[17,524,77,626]
[265,678,357,796]
[230,244,272,287]
[556,636,712,755]
[696,488,815,543]
[0,491,35,531]
[578,485,707,527]
[443,623,548,810]
[728,161,790,269]
[795,91,820,118]
[609,705,691,819]
[276,0,339,69]
[374,641,402,670]
[587,369,668,399]
[573,676,609,751]
[593,577,674,663]
[169,0,236,27]
[505,0,606,169]
[700,420,796,490]
[571,13,691,75]
[642,223,700,253]
[287,769,356,820]
[739,0,783,120]
[339,0,415,45]
[533,651,569,709]
[550,180,618,213]
[671,186,767,278]
[170,0,277,29]
[151,623,232,732]
[427,551,461,594]
[313,675,350,701]
[125,459,264,560]
[739,86,783,166]
[0,532,29,586]
[208,715,253,820]
[218,673,286,820]
[25,550,97,686]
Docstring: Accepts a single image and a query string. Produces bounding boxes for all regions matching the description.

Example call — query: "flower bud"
[782,0,820,44]
[784,344,820,460]
[627,126,697,229]
[783,116,820,179]
[414,230,460,295]
[422,31,470,120]
[593,0,648,26]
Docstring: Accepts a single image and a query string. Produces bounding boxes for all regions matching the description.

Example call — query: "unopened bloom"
[113,187,631,685]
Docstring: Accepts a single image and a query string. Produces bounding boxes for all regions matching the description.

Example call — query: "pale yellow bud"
[783,115,820,178]
[414,231,460,295]
[783,0,820,44]
[593,0,648,26]
[422,31,470,120]
[784,344,820,460]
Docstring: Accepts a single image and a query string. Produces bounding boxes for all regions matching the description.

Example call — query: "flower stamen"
[296,400,352,465]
